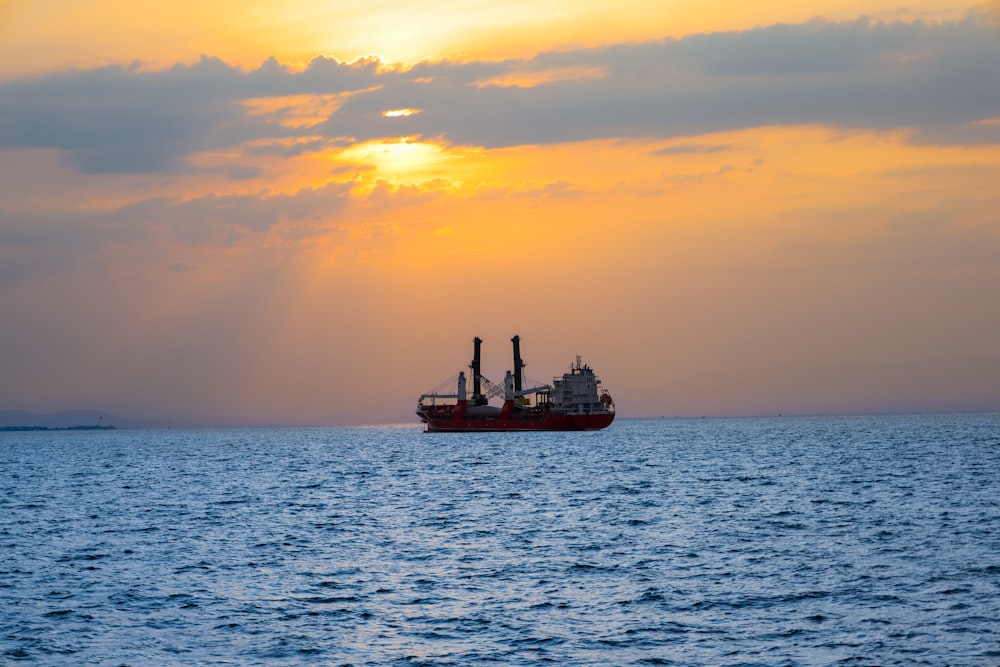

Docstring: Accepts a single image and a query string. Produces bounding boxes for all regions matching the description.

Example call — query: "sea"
[1,414,998,666]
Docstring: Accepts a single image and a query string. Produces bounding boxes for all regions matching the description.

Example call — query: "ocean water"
[1,414,998,666]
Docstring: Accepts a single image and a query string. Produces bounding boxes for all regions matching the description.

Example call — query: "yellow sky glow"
[0,0,975,77]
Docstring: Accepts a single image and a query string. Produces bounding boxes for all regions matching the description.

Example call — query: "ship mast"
[470,336,487,405]
[511,335,525,393]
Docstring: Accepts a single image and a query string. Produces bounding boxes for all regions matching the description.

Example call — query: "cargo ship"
[416,336,615,432]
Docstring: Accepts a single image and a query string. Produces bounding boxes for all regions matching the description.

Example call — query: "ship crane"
[477,374,506,401]
[418,372,468,404]
[501,371,551,400]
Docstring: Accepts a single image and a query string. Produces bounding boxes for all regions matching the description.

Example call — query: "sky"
[1,1,998,425]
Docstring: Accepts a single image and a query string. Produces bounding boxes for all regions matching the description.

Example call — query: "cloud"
[652,143,732,155]
[165,261,197,273]
[0,181,356,284]
[110,180,356,236]
[246,138,337,157]
[512,179,586,198]
[325,15,1000,148]
[0,55,380,173]
[0,15,997,175]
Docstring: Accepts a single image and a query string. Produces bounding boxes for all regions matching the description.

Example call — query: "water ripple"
[1,414,998,665]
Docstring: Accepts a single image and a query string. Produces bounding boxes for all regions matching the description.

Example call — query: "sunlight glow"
[382,108,421,118]
[338,138,456,181]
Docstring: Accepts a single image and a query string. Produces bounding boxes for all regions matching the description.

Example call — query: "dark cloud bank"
[0,14,997,174]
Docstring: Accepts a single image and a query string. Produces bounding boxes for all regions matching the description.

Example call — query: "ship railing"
[418,392,461,407]
[512,383,551,398]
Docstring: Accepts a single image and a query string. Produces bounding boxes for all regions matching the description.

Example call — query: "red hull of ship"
[417,401,614,432]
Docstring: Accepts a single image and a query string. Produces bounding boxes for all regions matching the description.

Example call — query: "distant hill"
[0,409,151,429]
